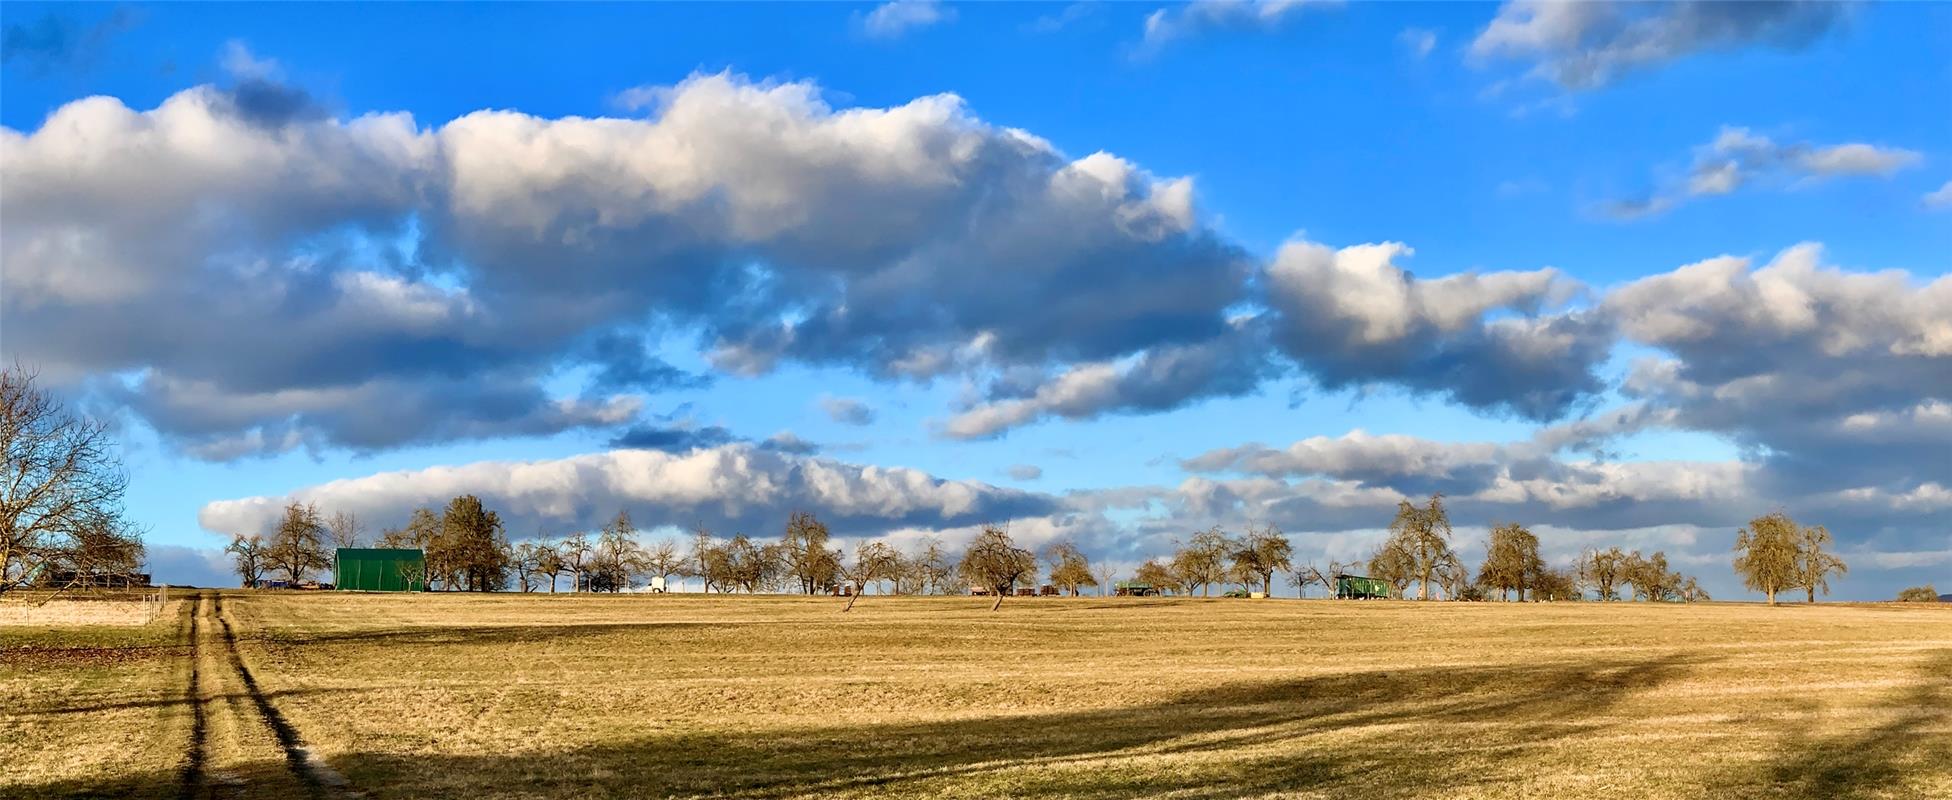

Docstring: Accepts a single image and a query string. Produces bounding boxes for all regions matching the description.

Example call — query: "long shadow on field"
[18,654,1712,800]
[371,654,1706,798]
[1720,649,1952,799]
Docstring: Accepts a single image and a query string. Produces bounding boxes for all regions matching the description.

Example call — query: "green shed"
[334,548,426,592]
[1334,573,1391,600]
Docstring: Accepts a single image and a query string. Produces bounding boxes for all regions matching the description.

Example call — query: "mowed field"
[4,592,1949,800]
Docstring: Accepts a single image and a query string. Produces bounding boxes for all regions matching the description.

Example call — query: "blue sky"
[4,1,1947,598]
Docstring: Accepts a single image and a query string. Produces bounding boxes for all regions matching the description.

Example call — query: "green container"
[334,548,426,592]
[1334,574,1391,600]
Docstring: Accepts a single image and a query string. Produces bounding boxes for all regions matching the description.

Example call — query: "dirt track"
[176,592,353,800]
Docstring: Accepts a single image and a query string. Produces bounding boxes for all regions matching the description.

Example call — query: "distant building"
[1334,573,1390,600]
[38,570,152,589]
[333,548,426,592]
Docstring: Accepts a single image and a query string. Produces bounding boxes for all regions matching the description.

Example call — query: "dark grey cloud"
[818,396,878,426]
[1,7,138,77]
[581,332,710,394]
[1262,240,1611,422]
[609,423,740,452]
[1472,1,1853,90]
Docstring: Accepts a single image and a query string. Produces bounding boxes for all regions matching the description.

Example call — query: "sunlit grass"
[6,593,1949,799]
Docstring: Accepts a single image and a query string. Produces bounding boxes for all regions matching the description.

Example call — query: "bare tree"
[324,510,366,551]
[1,366,135,594]
[534,537,564,592]
[1294,560,1350,599]
[781,511,841,594]
[1794,524,1847,603]
[226,534,269,588]
[1231,524,1292,596]
[266,502,330,585]
[1734,512,1802,605]
[1382,495,1454,601]
[958,524,1036,611]
[643,538,687,591]
[1576,546,1627,601]
[511,542,543,592]
[1043,540,1097,596]
[1477,523,1543,601]
[841,540,900,611]
[559,532,593,592]
[1134,559,1177,595]
[911,536,951,595]
[1171,526,1232,597]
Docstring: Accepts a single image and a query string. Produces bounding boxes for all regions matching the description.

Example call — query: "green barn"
[334,548,426,592]
[1334,573,1391,600]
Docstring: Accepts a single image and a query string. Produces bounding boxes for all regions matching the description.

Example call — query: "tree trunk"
[843,589,860,612]
[1766,588,1777,605]
[1806,586,1816,603]
[990,590,1004,612]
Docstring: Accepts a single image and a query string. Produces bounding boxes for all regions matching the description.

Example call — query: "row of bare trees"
[1127,524,1294,597]
[1349,495,1714,603]
[0,367,144,596]
[222,483,1854,608]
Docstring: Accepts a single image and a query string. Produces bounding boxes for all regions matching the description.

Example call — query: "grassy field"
[4,592,1949,799]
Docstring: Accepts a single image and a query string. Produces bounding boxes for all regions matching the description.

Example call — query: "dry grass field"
[4,591,1948,800]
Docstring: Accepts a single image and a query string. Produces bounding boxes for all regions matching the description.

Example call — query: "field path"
[166,593,359,800]
[175,593,209,799]
[208,594,357,799]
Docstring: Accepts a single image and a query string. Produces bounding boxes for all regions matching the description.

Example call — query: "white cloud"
[1142,0,1340,49]
[219,40,281,81]
[860,1,956,40]
[1399,27,1438,59]
[2,71,1243,456]
[1923,179,1952,210]
[1607,126,1923,220]
[1470,0,1850,90]
[198,443,1054,541]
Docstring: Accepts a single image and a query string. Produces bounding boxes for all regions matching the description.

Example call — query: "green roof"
[336,548,423,560]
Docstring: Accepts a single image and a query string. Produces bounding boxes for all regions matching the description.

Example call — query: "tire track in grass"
[212,595,355,798]
[176,593,209,800]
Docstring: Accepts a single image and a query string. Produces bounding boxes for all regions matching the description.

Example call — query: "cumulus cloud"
[859,1,956,39]
[1142,0,1341,49]
[942,320,1273,438]
[2,70,1248,457]
[1262,239,1610,420]
[1607,125,1921,220]
[1605,243,1952,497]
[198,444,1055,541]
[1924,180,1952,211]
[1470,0,1851,90]
[819,395,878,426]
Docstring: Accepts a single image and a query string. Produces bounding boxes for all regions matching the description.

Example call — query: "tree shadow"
[17,653,1715,799]
[1719,649,1952,799]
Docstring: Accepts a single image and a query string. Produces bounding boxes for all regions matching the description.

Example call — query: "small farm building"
[334,548,426,592]
[1334,573,1390,600]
